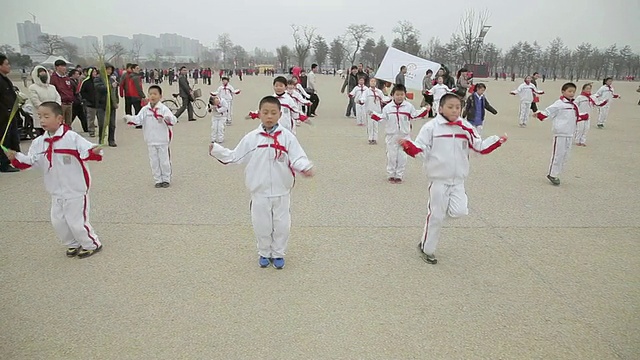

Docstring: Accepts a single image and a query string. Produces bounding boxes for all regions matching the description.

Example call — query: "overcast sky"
[3,0,640,53]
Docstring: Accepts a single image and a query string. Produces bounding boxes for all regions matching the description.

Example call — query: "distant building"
[103,35,132,50]
[16,20,43,55]
[63,35,98,57]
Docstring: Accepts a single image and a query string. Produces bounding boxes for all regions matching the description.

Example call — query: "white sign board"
[374,47,442,91]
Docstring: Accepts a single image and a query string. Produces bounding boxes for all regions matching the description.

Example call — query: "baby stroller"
[13,86,39,141]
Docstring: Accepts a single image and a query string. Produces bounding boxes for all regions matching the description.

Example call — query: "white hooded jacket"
[210,124,312,197]
[28,66,62,128]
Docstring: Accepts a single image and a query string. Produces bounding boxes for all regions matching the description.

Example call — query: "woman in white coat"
[28,65,61,134]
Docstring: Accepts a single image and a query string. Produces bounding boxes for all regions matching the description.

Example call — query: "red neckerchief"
[560,96,579,119]
[149,105,163,120]
[259,130,286,160]
[445,119,476,143]
[43,125,70,169]
[223,85,231,94]
[581,92,595,106]
[607,85,613,92]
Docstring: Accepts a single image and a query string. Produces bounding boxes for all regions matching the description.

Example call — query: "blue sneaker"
[272,258,285,269]
[259,256,271,268]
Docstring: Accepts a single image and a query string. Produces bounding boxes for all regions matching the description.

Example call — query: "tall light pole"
[476,25,492,64]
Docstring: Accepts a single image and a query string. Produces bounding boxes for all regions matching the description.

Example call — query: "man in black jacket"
[0,54,19,172]
[340,66,358,117]
[174,66,194,121]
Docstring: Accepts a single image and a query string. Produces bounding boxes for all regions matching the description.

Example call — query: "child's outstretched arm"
[4,141,44,170]
[533,84,545,95]
[399,123,434,158]
[209,134,255,165]
[469,130,507,155]
[410,104,430,119]
[485,98,498,115]
[124,110,144,126]
[535,102,561,121]
[510,83,524,95]
[162,106,177,126]
[348,87,358,98]
[287,136,314,177]
[74,133,103,161]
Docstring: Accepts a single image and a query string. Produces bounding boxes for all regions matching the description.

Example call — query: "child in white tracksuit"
[210,96,314,270]
[124,86,177,188]
[511,76,544,127]
[209,94,229,143]
[6,102,104,258]
[359,78,389,144]
[535,82,579,186]
[594,77,620,128]
[287,79,311,126]
[213,77,240,125]
[400,93,507,264]
[248,76,307,135]
[427,76,455,116]
[371,84,429,183]
[574,83,608,146]
[348,77,368,126]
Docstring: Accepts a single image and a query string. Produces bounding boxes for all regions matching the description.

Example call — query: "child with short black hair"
[427,76,455,116]
[359,78,389,144]
[348,76,368,126]
[124,85,177,188]
[510,76,544,127]
[462,83,498,135]
[208,94,229,143]
[371,84,429,183]
[212,76,240,126]
[594,77,620,128]
[210,96,314,269]
[5,101,104,258]
[400,93,507,264]
[248,76,307,135]
[535,82,578,185]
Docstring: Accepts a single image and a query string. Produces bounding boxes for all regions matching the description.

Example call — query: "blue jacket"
[463,93,498,126]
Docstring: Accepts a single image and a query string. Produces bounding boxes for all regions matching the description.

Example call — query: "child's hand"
[209,143,214,154]
[4,149,16,161]
[499,133,508,143]
[301,168,314,177]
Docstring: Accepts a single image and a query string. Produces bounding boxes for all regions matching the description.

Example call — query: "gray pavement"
[1,75,639,359]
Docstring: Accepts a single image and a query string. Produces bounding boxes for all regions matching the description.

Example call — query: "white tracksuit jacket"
[125,102,177,145]
[210,124,313,196]
[249,93,305,134]
[405,115,505,184]
[372,100,428,136]
[575,93,607,120]
[594,85,619,103]
[511,82,544,102]
[13,125,103,198]
[536,97,580,136]
[295,84,310,99]
[213,84,240,102]
[359,87,389,113]
[428,84,455,101]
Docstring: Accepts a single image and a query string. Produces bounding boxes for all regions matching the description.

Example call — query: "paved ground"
[1,74,639,360]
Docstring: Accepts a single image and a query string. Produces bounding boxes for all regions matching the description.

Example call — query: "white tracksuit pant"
[367,117,379,141]
[251,194,291,258]
[226,100,234,124]
[385,134,409,179]
[574,120,589,144]
[211,117,225,143]
[519,101,532,125]
[420,182,468,256]
[51,195,101,250]
[597,105,610,125]
[148,144,171,183]
[548,136,572,178]
[355,103,367,125]
[433,99,441,116]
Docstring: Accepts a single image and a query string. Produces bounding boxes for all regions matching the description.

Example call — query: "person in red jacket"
[49,60,76,127]
[119,63,145,117]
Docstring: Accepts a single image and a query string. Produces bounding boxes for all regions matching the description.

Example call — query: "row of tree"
[3,9,639,79]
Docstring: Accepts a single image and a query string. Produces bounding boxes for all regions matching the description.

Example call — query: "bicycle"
[162,88,208,119]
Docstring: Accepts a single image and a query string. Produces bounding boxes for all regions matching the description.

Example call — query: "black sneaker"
[417,243,437,264]
[77,245,102,259]
[546,175,561,186]
[188,119,197,122]
[161,182,170,188]
[597,124,604,129]
[155,183,163,188]
[108,142,117,147]
[66,247,80,257]
[0,166,19,173]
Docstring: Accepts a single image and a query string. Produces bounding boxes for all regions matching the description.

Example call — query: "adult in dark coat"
[174,66,194,121]
[0,54,20,172]
[340,66,359,117]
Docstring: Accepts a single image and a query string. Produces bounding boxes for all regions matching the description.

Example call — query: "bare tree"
[392,21,421,55]
[129,39,143,63]
[276,45,291,71]
[291,24,316,67]
[344,24,374,65]
[23,34,67,56]
[104,43,126,63]
[456,9,491,65]
[217,33,234,68]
